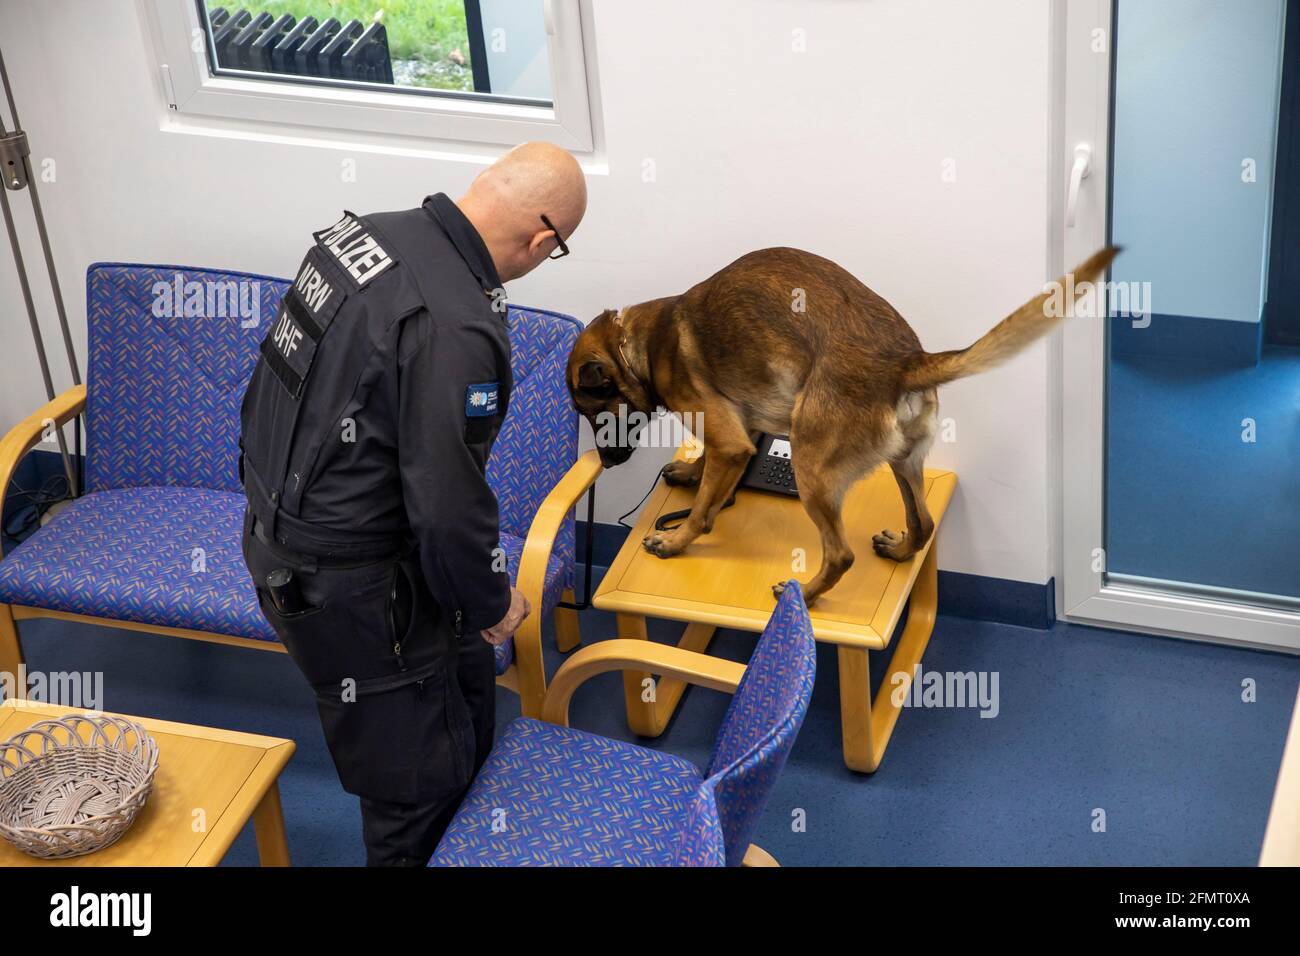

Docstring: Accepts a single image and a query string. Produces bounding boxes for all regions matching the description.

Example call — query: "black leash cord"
[653,495,736,533]
[617,464,737,533]
[617,471,660,528]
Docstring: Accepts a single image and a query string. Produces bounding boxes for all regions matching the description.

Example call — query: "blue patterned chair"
[430,580,817,867]
[0,263,599,718]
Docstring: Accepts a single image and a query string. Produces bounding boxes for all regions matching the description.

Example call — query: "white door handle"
[1066,143,1093,228]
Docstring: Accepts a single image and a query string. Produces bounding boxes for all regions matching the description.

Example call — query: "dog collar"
[614,309,635,377]
[614,308,658,407]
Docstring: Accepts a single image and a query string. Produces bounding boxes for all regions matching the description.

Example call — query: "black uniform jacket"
[240,193,513,633]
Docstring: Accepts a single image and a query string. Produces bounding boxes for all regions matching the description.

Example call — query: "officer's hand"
[480,587,531,646]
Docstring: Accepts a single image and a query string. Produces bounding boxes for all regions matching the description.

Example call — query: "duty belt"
[242,455,406,566]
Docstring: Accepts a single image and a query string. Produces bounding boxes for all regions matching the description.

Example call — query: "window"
[142,0,594,150]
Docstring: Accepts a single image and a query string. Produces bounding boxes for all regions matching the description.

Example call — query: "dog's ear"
[577,360,620,398]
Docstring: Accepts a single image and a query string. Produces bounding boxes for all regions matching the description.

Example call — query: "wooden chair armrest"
[516,436,690,600]
[509,449,603,716]
[541,638,745,727]
[515,449,603,602]
[0,384,86,555]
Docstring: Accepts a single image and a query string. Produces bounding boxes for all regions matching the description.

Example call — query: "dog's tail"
[901,246,1120,391]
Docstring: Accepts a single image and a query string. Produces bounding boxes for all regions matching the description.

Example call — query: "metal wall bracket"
[0,43,83,499]
[0,129,29,190]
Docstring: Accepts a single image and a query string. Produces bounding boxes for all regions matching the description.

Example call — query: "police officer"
[240,142,587,865]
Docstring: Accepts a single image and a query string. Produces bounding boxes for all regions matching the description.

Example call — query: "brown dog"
[568,246,1118,604]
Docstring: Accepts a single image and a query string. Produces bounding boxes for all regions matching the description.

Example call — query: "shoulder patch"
[288,247,347,334]
[465,382,500,417]
[313,211,397,288]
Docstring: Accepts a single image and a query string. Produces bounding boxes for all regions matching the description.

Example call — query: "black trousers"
[242,521,497,866]
[359,625,496,866]
[358,793,464,867]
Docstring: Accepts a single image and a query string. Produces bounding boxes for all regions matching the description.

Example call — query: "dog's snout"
[599,446,635,467]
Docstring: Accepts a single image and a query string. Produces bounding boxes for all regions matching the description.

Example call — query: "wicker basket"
[0,713,159,859]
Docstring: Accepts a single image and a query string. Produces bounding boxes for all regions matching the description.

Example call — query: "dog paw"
[661,460,701,487]
[774,579,824,605]
[872,529,908,560]
[641,531,680,559]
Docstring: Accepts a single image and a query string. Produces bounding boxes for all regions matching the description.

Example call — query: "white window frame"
[1059,0,1300,653]
[138,0,595,151]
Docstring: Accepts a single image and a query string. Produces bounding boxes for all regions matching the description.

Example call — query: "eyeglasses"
[540,213,570,260]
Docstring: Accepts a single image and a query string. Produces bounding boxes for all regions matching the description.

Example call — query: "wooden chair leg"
[0,604,25,701]
[554,587,581,653]
[513,611,548,720]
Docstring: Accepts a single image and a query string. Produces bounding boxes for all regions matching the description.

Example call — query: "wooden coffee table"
[0,700,295,866]
[592,449,956,772]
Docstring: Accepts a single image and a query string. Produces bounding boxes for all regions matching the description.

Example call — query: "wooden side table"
[593,455,956,772]
[0,700,295,866]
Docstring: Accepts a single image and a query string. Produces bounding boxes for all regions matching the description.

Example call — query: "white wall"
[0,0,1060,585]
[1112,0,1286,322]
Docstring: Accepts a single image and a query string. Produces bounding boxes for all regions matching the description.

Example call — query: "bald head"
[457,142,587,283]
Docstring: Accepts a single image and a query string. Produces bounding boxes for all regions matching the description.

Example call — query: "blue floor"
[10,570,1298,867]
[1107,346,1300,597]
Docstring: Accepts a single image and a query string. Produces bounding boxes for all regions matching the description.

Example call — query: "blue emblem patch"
[465,382,500,417]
